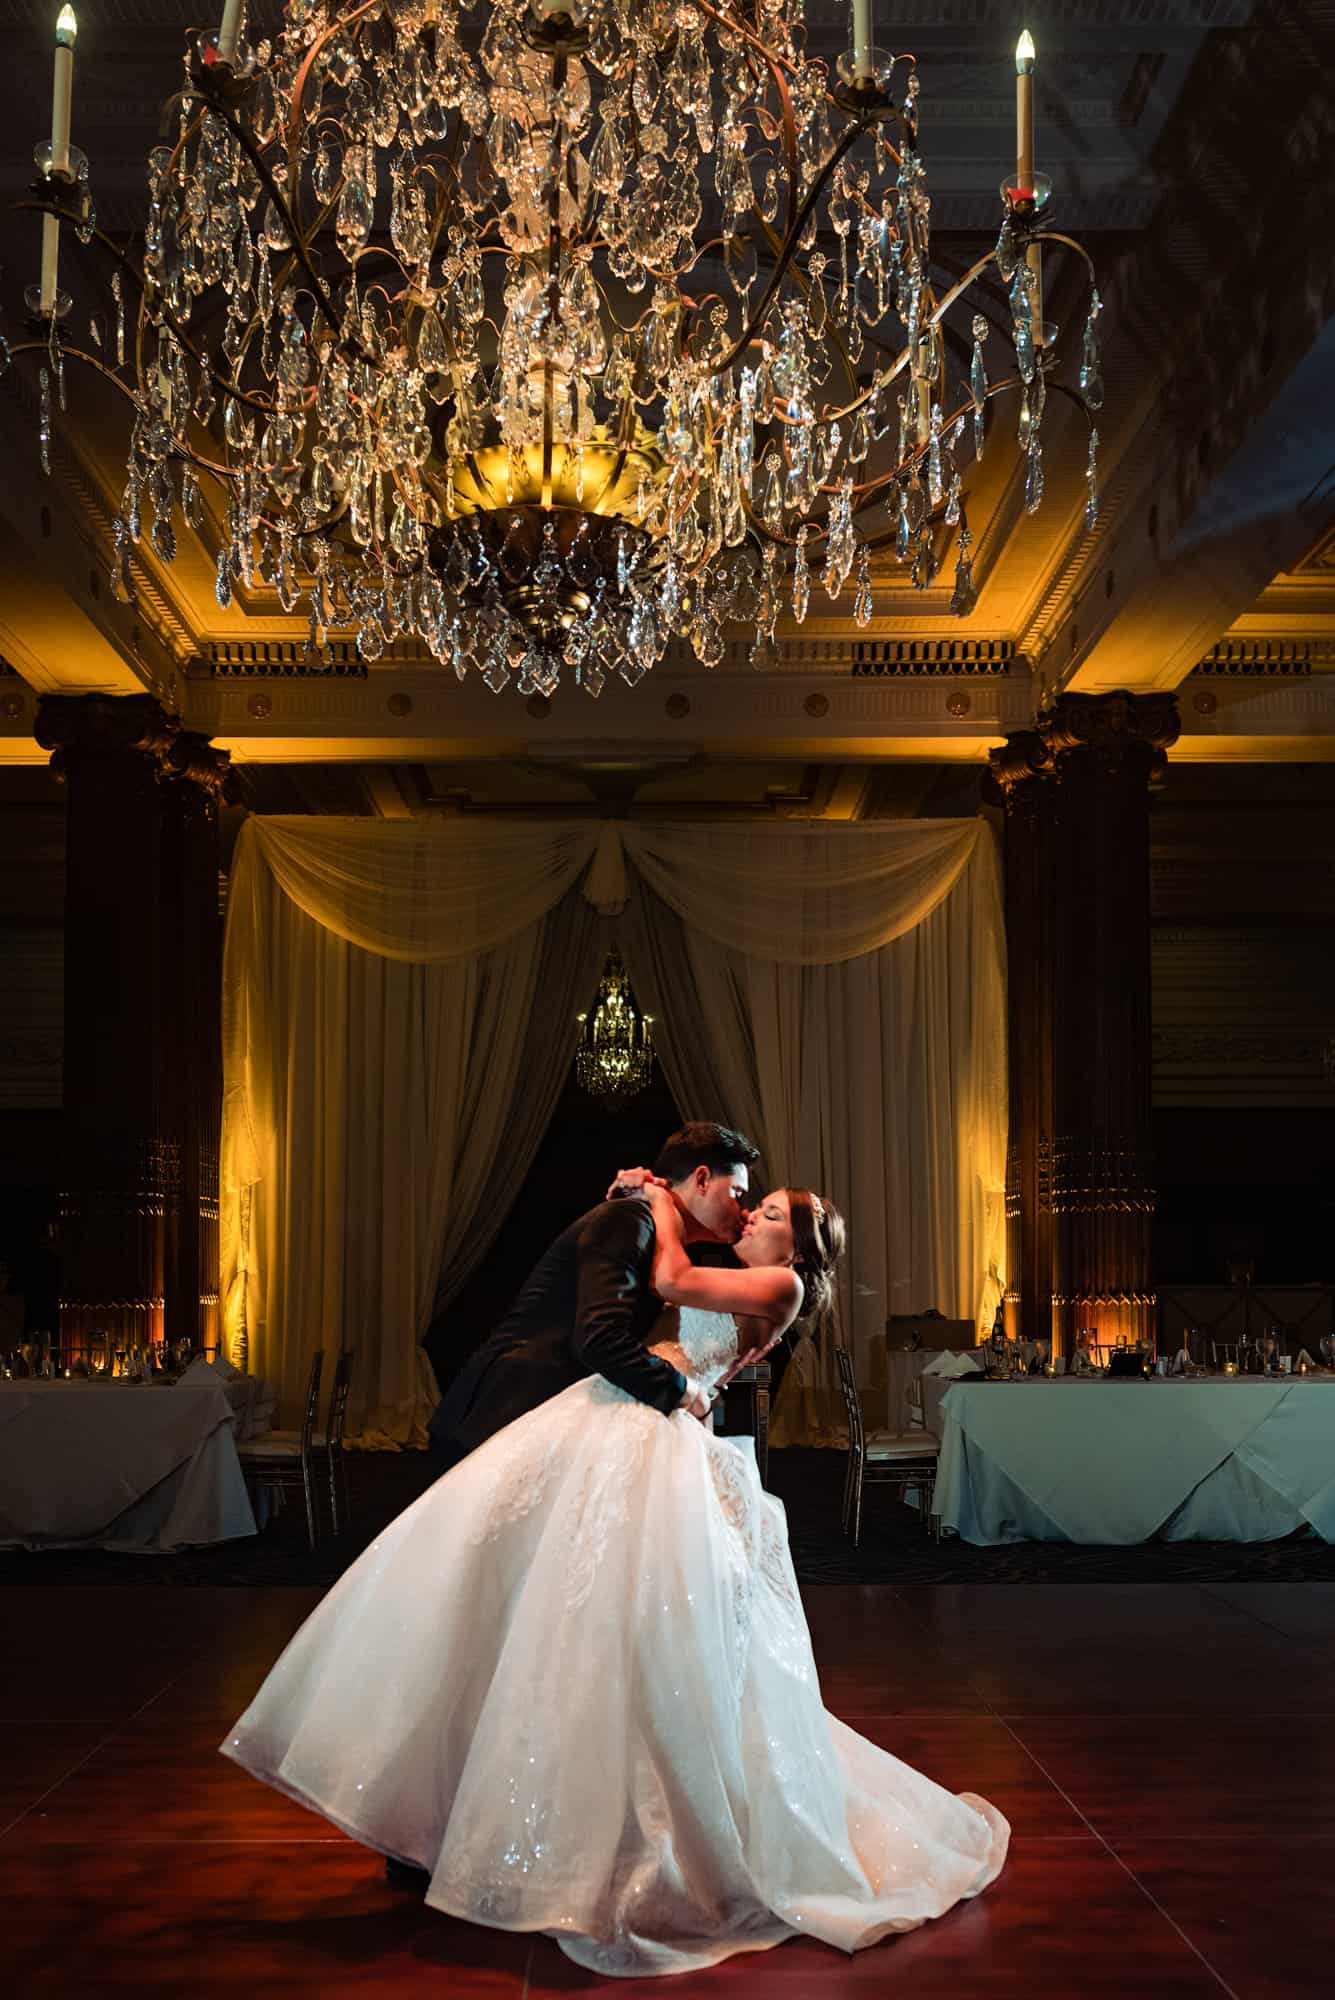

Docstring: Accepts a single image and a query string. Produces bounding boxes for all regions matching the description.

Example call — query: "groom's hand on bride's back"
[606,1166,669,1201]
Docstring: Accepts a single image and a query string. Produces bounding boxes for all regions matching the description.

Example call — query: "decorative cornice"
[194,639,369,679]
[1194,640,1317,677]
[851,638,1014,676]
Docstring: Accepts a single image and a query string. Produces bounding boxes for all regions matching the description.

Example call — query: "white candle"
[39,213,61,314]
[40,9,77,315]
[51,6,77,176]
[1015,32,1044,343]
[1015,30,1035,194]
[852,0,873,82]
[217,0,245,66]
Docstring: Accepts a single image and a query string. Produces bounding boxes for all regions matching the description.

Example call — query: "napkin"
[920,1351,984,1379]
[178,1356,230,1387]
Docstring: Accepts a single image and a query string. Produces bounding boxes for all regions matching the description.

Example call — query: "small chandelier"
[13,5,1102,699]
[576,949,653,1108]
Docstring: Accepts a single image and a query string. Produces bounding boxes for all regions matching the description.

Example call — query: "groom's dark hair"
[653,1122,759,1184]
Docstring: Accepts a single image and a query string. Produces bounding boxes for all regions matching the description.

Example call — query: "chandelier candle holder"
[575,949,654,1109]
[9,6,1103,695]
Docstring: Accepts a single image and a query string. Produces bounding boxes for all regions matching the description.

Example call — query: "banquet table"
[0,1380,259,1552]
[219,1372,277,1442]
[931,1376,1335,1545]
[885,1346,984,1434]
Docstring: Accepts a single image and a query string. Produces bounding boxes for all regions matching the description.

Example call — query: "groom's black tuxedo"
[428,1194,742,1466]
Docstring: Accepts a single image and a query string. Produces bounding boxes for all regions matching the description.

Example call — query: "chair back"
[327,1347,355,1452]
[298,1349,325,1452]
[834,1343,865,1451]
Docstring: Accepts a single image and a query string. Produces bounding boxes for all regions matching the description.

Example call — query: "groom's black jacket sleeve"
[572,1197,688,1413]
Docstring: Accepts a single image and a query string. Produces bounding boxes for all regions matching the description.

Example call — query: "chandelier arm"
[844,365,1075,516]
[812,243,1004,428]
[740,359,1045,556]
[11,199,275,419]
[712,121,862,378]
[7,338,247,485]
[284,0,385,204]
[1032,229,1099,280]
[185,87,346,351]
[750,208,862,407]
[824,227,1098,434]
[693,0,905,169]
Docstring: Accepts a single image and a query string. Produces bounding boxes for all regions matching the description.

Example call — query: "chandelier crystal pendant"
[575,949,654,1108]
[11,6,1102,697]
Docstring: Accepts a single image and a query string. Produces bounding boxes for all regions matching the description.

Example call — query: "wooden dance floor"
[4,1581,1330,1997]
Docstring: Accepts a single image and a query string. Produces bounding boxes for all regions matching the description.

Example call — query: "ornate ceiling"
[1,0,1333,809]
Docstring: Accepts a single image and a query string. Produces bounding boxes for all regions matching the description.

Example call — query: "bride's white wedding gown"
[222,1310,1008,1976]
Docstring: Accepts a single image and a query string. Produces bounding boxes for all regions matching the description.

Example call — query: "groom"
[428,1121,760,1468]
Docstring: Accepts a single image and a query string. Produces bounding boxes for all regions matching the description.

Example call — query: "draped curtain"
[618,827,1006,1440]
[221,814,1005,1444]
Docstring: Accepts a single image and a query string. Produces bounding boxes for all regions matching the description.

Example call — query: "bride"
[223,1176,1008,1977]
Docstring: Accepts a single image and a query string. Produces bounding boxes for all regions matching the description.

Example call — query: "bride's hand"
[719,1328,785,1386]
[606,1166,670,1201]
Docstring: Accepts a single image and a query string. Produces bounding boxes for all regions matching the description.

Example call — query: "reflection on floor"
[5,1581,1332,1996]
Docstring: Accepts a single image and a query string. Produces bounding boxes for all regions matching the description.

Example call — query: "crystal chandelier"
[13,4,1103,698]
[575,949,654,1107]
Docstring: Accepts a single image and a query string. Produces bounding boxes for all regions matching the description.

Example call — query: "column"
[35,693,178,1357]
[988,729,1055,1344]
[161,734,234,1354]
[989,691,1179,1356]
[35,693,234,1360]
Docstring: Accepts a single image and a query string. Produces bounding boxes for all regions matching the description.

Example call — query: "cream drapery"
[221,814,1004,1445]
[221,820,606,1442]
[619,832,1006,1442]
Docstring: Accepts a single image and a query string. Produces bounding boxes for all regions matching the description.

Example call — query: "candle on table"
[39,7,78,316]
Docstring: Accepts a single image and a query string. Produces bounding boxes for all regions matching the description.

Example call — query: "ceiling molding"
[1016,0,1335,690]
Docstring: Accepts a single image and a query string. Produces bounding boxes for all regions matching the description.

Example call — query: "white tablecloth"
[222,1374,277,1441]
[884,1348,982,1434]
[0,1381,258,1552]
[933,1377,1335,1545]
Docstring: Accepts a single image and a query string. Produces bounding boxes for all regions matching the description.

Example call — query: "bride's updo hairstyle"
[786,1190,846,1324]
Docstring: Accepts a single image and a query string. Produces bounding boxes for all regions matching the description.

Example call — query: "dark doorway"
[423,1057,683,1393]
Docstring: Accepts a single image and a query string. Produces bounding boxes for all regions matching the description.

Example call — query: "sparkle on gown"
[222,1307,1008,1976]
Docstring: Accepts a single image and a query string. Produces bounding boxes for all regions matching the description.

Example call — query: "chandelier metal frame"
[9,2,1103,699]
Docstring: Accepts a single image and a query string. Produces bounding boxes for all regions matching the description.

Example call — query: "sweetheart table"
[0,1380,258,1552]
[931,1377,1335,1545]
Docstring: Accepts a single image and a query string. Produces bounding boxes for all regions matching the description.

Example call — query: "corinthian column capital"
[1040,691,1181,771]
[34,692,179,777]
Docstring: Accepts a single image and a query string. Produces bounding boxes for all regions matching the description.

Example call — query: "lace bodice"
[648,1307,738,1391]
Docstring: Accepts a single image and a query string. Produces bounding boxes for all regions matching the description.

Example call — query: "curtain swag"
[240,814,985,966]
